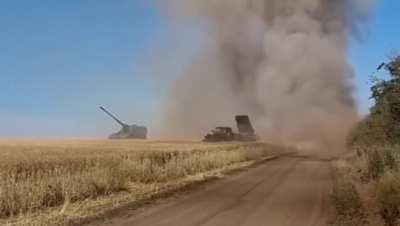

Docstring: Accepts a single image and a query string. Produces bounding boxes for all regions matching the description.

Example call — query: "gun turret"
[99,106,127,127]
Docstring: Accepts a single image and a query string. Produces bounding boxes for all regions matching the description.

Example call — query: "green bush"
[339,56,400,225]
[348,56,400,148]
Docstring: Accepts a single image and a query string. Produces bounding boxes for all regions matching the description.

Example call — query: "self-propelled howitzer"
[99,106,147,139]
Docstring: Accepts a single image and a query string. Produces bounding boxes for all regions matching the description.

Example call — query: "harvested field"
[0,139,282,226]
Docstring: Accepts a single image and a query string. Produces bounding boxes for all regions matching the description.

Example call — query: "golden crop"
[0,139,278,226]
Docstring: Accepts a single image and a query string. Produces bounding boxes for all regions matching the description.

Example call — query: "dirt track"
[92,156,333,226]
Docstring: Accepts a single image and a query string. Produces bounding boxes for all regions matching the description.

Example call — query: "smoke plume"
[161,0,373,150]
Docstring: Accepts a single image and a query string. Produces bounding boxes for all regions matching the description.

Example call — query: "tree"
[370,56,400,143]
[348,56,400,146]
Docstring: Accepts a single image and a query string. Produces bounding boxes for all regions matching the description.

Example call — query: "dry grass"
[332,146,400,226]
[0,139,282,226]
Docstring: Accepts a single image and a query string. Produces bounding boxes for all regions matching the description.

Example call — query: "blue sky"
[0,0,399,138]
[349,0,400,114]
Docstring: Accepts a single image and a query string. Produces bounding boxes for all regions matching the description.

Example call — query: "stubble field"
[0,139,282,226]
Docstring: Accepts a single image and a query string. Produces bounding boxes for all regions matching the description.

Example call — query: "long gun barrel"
[99,106,127,127]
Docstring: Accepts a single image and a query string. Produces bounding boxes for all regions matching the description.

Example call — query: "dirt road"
[93,156,333,226]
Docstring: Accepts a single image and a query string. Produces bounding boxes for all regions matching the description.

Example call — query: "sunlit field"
[0,139,282,226]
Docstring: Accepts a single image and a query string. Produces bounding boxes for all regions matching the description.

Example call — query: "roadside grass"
[332,145,400,226]
[331,166,367,226]
[332,55,400,225]
[0,140,283,226]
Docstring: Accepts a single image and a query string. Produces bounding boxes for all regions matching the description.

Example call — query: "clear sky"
[0,0,399,138]
[349,0,400,114]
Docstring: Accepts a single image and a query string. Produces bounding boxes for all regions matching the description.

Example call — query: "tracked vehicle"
[203,115,258,142]
[100,106,147,139]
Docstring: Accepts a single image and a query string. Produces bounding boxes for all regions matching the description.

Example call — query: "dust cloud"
[160,0,375,151]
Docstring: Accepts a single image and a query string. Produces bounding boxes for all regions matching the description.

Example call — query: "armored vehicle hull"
[109,125,147,139]
[203,115,258,142]
[203,127,235,142]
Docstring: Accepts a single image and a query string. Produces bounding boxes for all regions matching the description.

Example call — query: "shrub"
[375,172,400,226]
[340,56,400,225]
[366,150,385,181]
[354,146,399,182]
[383,147,399,172]
[348,56,400,148]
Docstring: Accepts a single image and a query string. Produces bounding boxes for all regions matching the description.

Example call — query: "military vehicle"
[203,115,258,142]
[99,106,147,139]
[203,127,235,142]
[235,115,258,141]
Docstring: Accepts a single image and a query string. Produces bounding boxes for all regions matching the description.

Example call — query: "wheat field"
[0,139,282,226]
